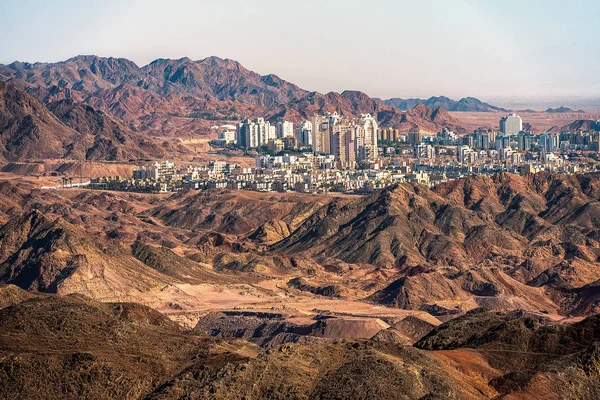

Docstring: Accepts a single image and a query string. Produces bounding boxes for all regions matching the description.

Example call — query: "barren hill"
[47,98,170,160]
[273,172,600,315]
[1,289,600,399]
[377,95,509,112]
[1,55,473,135]
[0,82,173,161]
[266,90,469,132]
[0,81,80,160]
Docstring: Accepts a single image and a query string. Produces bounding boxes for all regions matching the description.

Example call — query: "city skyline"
[1,0,599,100]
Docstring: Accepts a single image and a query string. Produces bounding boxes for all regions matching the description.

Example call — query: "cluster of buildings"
[91,156,437,194]
[215,112,379,169]
[87,113,600,195]
[311,112,379,168]
[214,119,311,150]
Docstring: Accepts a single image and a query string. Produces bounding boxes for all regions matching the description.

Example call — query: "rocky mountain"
[266,90,470,132]
[0,55,309,108]
[558,119,600,132]
[3,171,600,321]
[141,56,308,108]
[0,209,178,296]
[2,288,600,399]
[1,171,600,396]
[376,95,509,112]
[0,55,309,135]
[0,81,81,160]
[47,98,169,160]
[415,308,600,398]
[0,81,176,161]
[546,106,585,113]
[0,56,147,103]
[1,55,474,135]
[274,172,600,315]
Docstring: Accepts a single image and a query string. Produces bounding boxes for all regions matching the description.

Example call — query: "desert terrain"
[2,52,600,398]
[451,110,600,133]
[2,169,600,398]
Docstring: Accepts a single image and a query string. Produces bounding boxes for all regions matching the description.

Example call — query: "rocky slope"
[47,98,170,160]
[0,55,307,108]
[546,106,585,113]
[415,308,600,399]
[0,82,174,161]
[377,95,509,112]
[0,55,307,135]
[266,90,470,132]
[0,290,242,399]
[2,172,600,321]
[273,172,600,315]
[559,119,600,132]
[1,172,600,397]
[2,289,599,399]
[0,81,81,160]
[1,55,472,134]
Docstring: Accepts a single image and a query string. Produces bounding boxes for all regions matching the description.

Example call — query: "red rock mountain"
[1,55,470,134]
[0,81,82,160]
[0,81,173,161]
[266,90,469,133]
[274,172,600,315]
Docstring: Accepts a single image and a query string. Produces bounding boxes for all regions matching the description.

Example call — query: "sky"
[1,0,599,100]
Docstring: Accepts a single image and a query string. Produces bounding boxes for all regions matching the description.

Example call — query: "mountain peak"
[378,95,509,112]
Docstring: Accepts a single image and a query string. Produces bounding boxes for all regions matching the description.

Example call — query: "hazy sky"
[1,0,599,99]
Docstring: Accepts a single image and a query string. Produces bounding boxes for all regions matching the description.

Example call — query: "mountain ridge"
[0,81,178,161]
[1,55,471,134]
[376,95,510,112]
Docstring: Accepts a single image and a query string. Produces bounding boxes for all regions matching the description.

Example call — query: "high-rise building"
[377,128,399,142]
[415,144,435,160]
[217,125,237,145]
[456,145,477,164]
[408,130,422,145]
[355,114,378,162]
[311,112,379,166]
[499,114,523,136]
[296,120,313,147]
[495,135,511,150]
[539,133,559,152]
[517,131,532,150]
[462,136,474,148]
[277,120,294,138]
[472,130,490,149]
[238,118,276,149]
[312,113,338,154]
[331,125,356,168]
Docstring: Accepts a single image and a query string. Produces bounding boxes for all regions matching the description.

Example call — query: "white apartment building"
[539,133,560,152]
[355,114,379,162]
[456,145,478,164]
[296,120,313,146]
[217,125,237,144]
[499,114,523,136]
[311,112,378,165]
[415,143,435,160]
[238,118,276,148]
[277,120,294,138]
[133,161,177,181]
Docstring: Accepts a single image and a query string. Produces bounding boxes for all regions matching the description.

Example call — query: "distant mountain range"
[375,96,510,112]
[1,55,597,162]
[545,106,586,113]
[265,91,468,134]
[548,119,600,133]
[0,55,478,161]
